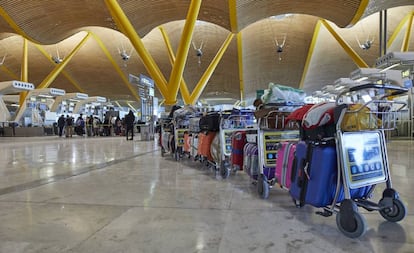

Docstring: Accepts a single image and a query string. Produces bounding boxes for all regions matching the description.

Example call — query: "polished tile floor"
[0,135,412,253]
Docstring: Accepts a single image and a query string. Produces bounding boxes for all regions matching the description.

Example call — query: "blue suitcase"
[290,141,371,208]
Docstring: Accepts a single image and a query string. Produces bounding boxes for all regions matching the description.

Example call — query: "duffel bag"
[199,112,220,132]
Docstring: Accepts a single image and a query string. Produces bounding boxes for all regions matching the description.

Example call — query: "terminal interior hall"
[0,1,414,252]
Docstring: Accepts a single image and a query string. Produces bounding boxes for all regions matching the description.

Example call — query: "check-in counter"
[140,123,154,141]
[3,126,44,137]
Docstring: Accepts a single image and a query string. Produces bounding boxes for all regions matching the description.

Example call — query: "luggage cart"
[317,83,407,238]
[256,105,301,199]
[173,118,189,161]
[215,113,256,179]
[160,118,174,157]
[187,116,201,161]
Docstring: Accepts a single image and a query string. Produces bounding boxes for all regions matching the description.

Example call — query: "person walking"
[125,110,135,140]
[57,114,66,137]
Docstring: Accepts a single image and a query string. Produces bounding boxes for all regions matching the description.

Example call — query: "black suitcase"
[199,112,220,132]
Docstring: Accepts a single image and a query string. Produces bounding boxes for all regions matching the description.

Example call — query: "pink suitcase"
[275,141,296,190]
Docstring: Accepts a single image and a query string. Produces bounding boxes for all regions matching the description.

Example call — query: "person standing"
[75,114,85,136]
[93,117,100,136]
[87,115,93,136]
[111,115,117,136]
[125,110,135,140]
[57,114,66,137]
[65,115,73,137]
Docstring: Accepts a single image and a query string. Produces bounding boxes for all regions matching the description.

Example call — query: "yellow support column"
[38,32,91,89]
[159,26,191,105]
[347,0,369,27]
[104,0,168,98]
[0,6,41,44]
[388,12,413,48]
[167,0,202,104]
[189,33,234,105]
[321,20,368,68]
[236,32,244,102]
[19,38,28,106]
[401,13,413,52]
[1,65,19,80]
[91,33,141,102]
[228,0,238,33]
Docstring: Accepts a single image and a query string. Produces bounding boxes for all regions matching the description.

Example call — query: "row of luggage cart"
[158,83,408,238]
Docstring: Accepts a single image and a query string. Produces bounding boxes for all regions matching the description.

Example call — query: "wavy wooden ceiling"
[0,1,412,104]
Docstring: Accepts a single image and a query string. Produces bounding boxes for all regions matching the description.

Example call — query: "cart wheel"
[220,163,231,179]
[379,198,406,222]
[257,174,269,199]
[292,197,303,208]
[336,208,367,238]
[232,165,240,173]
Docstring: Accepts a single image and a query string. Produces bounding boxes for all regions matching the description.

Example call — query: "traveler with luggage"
[125,110,135,140]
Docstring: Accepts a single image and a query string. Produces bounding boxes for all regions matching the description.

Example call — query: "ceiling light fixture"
[192,41,204,66]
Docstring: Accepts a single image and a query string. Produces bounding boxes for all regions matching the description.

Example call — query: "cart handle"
[344,100,407,114]
[256,110,285,129]
[337,83,408,101]
[220,114,255,128]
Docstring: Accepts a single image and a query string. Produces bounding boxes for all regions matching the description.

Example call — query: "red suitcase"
[230,131,246,171]
[275,141,296,190]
